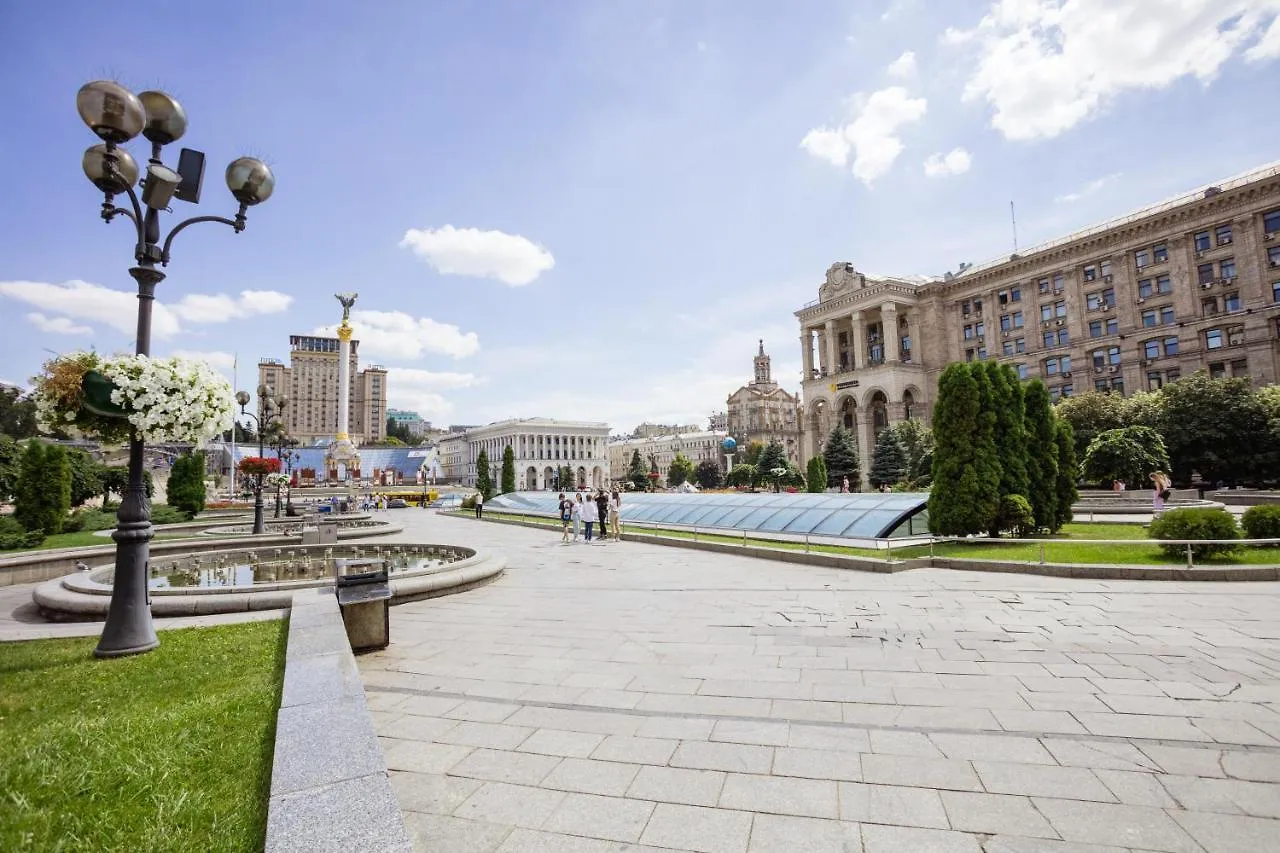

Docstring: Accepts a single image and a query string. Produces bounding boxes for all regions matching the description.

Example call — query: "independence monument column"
[326,292,361,480]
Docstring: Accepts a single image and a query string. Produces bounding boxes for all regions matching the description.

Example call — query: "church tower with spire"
[752,339,775,387]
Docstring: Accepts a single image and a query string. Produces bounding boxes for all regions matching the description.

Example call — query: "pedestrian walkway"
[357,510,1280,852]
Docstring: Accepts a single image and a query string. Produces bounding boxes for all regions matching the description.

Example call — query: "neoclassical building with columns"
[797,161,1280,486]
[452,418,612,491]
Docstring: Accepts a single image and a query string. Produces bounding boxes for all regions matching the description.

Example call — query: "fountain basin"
[32,542,504,621]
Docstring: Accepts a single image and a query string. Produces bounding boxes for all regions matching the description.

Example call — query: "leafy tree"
[501,445,516,494]
[66,448,103,508]
[385,417,417,443]
[806,456,827,493]
[167,452,207,516]
[822,425,860,489]
[15,441,70,535]
[1054,419,1079,529]
[1054,390,1131,459]
[726,463,756,489]
[626,450,648,492]
[558,465,575,491]
[741,440,765,467]
[667,452,694,487]
[891,419,934,488]
[693,459,722,490]
[928,363,1000,535]
[0,435,21,502]
[0,386,37,438]
[1157,371,1270,484]
[756,440,789,492]
[985,362,1030,502]
[1082,426,1169,489]
[869,428,907,489]
[1023,380,1060,532]
[475,449,492,499]
[100,465,154,503]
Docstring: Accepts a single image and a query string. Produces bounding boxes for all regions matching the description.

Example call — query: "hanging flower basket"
[32,351,233,445]
[239,457,282,477]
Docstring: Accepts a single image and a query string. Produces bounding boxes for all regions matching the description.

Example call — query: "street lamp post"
[79,81,274,658]
[235,385,287,534]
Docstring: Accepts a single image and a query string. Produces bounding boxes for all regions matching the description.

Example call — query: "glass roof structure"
[487,491,930,539]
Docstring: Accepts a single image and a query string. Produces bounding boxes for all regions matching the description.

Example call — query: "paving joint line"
[364,682,1280,755]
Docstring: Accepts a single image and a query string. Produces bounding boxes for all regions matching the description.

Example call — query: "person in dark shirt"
[595,490,610,540]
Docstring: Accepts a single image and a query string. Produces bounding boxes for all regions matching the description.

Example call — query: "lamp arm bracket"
[160,204,249,266]
[101,185,144,246]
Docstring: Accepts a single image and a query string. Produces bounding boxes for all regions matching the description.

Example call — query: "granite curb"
[264,588,412,853]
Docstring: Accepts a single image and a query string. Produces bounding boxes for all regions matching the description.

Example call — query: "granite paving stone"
[347,511,1280,852]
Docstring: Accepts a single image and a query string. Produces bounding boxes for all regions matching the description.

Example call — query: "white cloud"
[950,0,1280,141]
[385,367,483,423]
[696,40,708,52]
[801,86,928,185]
[170,349,237,371]
[886,50,918,78]
[399,225,555,286]
[923,147,972,177]
[28,312,92,336]
[313,309,480,361]
[881,0,916,21]
[169,289,293,323]
[1054,171,1122,203]
[2,279,182,338]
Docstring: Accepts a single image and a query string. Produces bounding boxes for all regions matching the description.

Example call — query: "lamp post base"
[253,486,266,534]
[95,436,159,658]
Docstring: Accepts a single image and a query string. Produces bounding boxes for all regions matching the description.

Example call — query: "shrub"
[1241,505,1280,543]
[460,495,477,510]
[1149,507,1240,559]
[151,505,190,525]
[167,452,207,516]
[63,507,118,533]
[993,494,1035,538]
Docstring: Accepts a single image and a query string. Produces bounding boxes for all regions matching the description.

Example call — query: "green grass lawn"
[473,511,1278,566]
[0,530,198,554]
[0,620,286,852]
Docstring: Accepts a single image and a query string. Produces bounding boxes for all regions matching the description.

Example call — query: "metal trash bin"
[335,559,391,652]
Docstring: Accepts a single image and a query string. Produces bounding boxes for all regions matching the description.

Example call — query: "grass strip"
[0,620,286,852]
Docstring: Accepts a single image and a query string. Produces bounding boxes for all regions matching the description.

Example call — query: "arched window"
[840,397,856,430]
[903,390,915,421]
[871,391,889,435]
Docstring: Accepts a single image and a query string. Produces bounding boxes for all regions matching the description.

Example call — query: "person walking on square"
[571,492,583,541]
[841,476,850,494]
[558,493,572,542]
[1150,471,1171,516]
[595,489,609,540]
[474,490,484,519]
[609,489,621,540]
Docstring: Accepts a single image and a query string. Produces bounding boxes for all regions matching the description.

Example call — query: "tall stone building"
[608,429,728,485]
[258,334,388,445]
[725,340,803,463]
[796,161,1280,484]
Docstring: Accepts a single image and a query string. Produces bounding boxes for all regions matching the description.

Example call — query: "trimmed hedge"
[1241,505,1280,543]
[1149,507,1240,559]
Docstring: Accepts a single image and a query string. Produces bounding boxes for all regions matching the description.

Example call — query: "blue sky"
[2,0,1278,433]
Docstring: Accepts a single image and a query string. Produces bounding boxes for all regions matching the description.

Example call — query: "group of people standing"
[559,490,620,543]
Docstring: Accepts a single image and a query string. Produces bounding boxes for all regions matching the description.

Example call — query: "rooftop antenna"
[1010,200,1019,253]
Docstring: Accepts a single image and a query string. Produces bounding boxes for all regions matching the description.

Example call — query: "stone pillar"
[337,330,352,441]
[850,311,865,370]
[801,329,814,380]
[882,303,899,362]
[824,320,837,377]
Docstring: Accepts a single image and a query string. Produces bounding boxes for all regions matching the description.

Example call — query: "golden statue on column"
[325,292,361,481]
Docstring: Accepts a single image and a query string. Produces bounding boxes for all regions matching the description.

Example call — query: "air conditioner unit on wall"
[1055,319,1065,326]
[1109,366,1119,373]
[1201,282,1214,289]
[1062,371,1072,378]
[1136,298,1146,305]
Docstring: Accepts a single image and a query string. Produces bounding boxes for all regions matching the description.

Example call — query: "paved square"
[358,511,1280,852]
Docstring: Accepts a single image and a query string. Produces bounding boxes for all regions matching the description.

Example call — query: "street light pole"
[78,81,274,658]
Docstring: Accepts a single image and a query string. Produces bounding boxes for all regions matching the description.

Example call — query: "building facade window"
[1265,209,1280,234]
[1268,246,1280,268]
[1205,328,1223,350]
[1215,224,1233,246]
[1138,275,1172,297]
[1089,318,1119,337]
[1141,305,1176,327]
[1043,329,1069,348]
[1221,258,1236,279]
[1086,287,1116,309]
[1153,242,1168,263]
[1043,355,1071,376]
[1223,292,1241,312]
[1198,263,1215,285]
[1143,336,1178,359]
[1016,363,1029,380]
[1194,230,1212,252]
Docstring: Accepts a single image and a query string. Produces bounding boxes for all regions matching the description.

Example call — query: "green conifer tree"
[869,428,907,489]
[627,450,648,492]
[985,361,1030,501]
[928,363,1000,535]
[475,449,492,499]
[805,456,827,493]
[756,439,788,491]
[167,452,207,517]
[1053,419,1079,530]
[1022,380,1060,532]
[822,425,860,489]
[500,445,516,494]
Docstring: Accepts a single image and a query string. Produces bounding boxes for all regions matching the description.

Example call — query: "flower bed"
[238,457,281,478]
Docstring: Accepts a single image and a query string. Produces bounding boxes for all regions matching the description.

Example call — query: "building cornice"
[795,282,923,321]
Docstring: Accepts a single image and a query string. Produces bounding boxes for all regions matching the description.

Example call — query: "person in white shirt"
[571,493,583,541]
[474,490,484,518]
[609,490,621,540]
